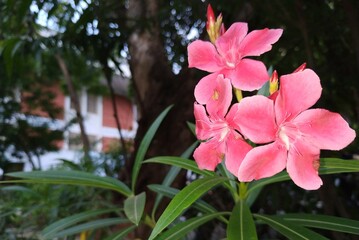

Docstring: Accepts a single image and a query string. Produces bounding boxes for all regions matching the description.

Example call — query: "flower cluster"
[188,6,356,190]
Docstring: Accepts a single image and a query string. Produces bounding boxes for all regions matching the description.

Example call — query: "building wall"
[102,95,134,130]
[19,84,137,170]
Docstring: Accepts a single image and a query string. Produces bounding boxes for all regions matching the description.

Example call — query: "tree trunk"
[126,0,197,237]
[55,54,91,162]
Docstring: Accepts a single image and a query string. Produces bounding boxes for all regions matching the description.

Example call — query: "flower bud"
[293,62,307,73]
[269,70,279,95]
[206,4,224,43]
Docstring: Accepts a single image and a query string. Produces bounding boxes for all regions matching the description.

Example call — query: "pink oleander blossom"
[188,22,282,105]
[193,75,252,175]
[235,69,356,190]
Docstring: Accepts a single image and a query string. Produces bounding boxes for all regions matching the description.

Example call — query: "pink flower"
[188,22,282,106]
[235,69,356,190]
[193,75,252,175]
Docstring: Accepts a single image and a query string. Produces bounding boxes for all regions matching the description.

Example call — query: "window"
[87,94,98,114]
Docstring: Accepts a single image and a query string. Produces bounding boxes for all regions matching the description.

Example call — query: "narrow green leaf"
[152,141,199,217]
[131,105,173,190]
[41,209,118,239]
[148,184,218,215]
[0,185,38,195]
[320,158,359,173]
[6,170,132,197]
[148,176,227,240]
[124,192,146,226]
[254,214,329,240]
[248,158,359,195]
[157,212,229,240]
[103,225,137,240]
[281,214,359,235]
[247,172,289,195]
[186,121,196,136]
[245,185,263,207]
[227,200,257,240]
[51,218,129,239]
[144,156,215,177]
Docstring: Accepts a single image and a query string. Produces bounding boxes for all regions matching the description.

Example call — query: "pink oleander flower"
[193,74,252,175]
[235,69,356,190]
[188,22,282,106]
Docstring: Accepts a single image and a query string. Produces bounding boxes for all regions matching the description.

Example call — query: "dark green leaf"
[254,214,329,240]
[148,176,227,240]
[157,212,229,240]
[6,170,132,197]
[131,105,173,190]
[51,218,129,239]
[103,225,137,240]
[42,209,118,239]
[144,156,215,177]
[227,200,258,240]
[281,214,359,235]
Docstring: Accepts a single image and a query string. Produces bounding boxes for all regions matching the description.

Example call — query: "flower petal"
[239,28,283,57]
[188,40,222,72]
[275,69,322,123]
[193,141,224,171]
[287,140,322,190]
[215,22,248,57]
[225,133,252,177]
[205,74,232,117]
[294,109,356,150]
[225,103,241,131]
[238,141,287,182]
[194,73,218,105]
[236,95,277,143]
[228,59,269,91]
[194,103,212,140]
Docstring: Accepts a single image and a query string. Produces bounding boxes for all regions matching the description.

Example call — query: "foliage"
[1,1,359,239]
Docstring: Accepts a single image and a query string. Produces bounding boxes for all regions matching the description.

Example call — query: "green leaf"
[103,225,137,240]
[131,105,173,190]
[247,158,359,195]
[157,212,229,240]
[227,200,258,240]
[148,184,218,216]
[152,141,199,217]
[124,192,146,226]
[144,156,215,177]
[254,214,329,240]
[257,80,270,96]
[50,218,129,239]
[5,170,132,197]
[320,158,359,173]
[41,208,118,239]
[0,185,38,195]
[281,214,359,235]
[245,185,263,207]
[148,176,227,240]
[186,121,196,136]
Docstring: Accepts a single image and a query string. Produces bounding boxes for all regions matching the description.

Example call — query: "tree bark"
[55,54,91,161]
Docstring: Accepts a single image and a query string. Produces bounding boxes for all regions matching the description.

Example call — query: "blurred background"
[0,0,358,239]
